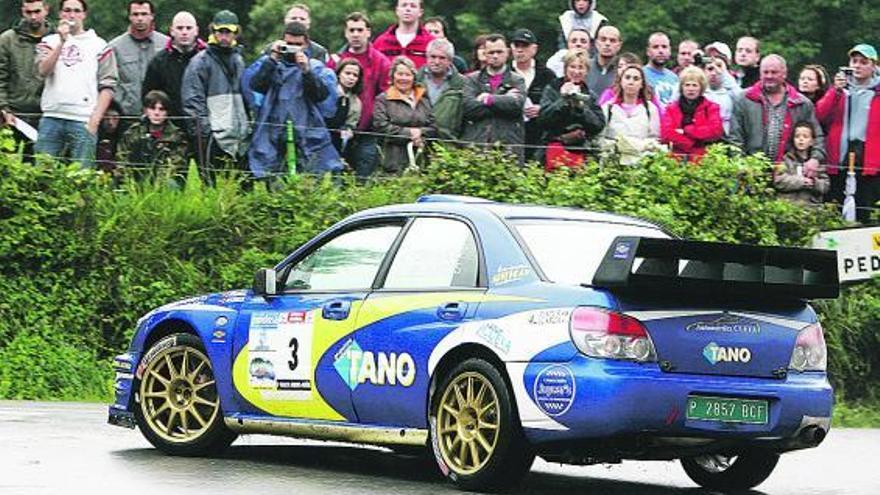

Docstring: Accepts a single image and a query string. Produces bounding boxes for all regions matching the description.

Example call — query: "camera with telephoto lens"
[692,50,707,68]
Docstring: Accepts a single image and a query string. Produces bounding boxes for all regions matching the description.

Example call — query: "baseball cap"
[510,29,538,45]
[212,10,240,32]
[705,42,732,64]
[848,43,878,62]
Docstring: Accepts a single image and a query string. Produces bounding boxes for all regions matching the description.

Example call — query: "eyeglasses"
[62,8,84,13]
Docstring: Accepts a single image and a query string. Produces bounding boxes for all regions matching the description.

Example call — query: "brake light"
[569,307,657,362]
[789,322,827,372]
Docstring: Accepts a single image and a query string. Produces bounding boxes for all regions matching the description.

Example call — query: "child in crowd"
[774,121,829,205]
[95,101,124,173]
[117,90,188,183]
[326,59,363,158]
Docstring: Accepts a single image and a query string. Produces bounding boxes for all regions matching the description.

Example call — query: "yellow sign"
[873,234,880,251]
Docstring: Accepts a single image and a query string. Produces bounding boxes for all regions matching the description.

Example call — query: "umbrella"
[842,151,857,222]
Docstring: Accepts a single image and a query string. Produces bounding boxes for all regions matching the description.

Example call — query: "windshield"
[511,219,668,285]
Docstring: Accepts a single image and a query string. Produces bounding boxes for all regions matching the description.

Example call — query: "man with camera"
[816,44,880,222]
[247,21,341,177]
[34,0,118,168]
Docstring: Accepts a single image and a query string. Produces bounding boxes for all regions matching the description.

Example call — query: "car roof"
[348,195,664,230]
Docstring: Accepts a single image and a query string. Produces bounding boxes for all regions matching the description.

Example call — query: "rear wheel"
[680,451,779,490]
[134,333,237,456]
[429,358,534,491]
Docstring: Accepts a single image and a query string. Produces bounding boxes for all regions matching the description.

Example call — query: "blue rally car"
[109,196,839,491]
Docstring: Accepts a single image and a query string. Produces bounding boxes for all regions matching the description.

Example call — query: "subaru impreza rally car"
[109,195,838,491]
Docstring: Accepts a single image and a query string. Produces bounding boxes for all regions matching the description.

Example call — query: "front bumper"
[108,352,137,429]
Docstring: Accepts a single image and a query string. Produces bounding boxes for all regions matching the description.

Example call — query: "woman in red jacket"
[661,66,724,160]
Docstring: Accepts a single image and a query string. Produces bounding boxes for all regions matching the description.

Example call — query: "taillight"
[789,322,827,372]
[569,307,657,362]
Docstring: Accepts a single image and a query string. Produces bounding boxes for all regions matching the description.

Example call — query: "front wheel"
[680,451,780,490]
[429,358,534,491]
[133,333,237,456]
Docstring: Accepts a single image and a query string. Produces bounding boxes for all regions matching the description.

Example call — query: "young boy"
[117,90,187,181]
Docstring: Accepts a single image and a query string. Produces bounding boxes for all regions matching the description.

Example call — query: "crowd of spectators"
[0,0,878,220]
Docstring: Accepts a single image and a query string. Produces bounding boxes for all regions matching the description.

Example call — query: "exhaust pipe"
[798,425,827,446]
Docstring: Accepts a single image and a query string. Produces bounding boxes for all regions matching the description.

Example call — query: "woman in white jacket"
[601,65,662,164]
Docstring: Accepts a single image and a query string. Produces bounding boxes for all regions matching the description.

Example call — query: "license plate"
[686,396,769,424]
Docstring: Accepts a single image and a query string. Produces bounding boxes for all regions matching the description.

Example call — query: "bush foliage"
[0,131,875,404]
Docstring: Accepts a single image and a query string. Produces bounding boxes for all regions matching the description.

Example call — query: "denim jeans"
[348,134,379,178]
[35,116,98,168]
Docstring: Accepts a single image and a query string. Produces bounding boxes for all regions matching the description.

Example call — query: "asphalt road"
[1,401,878,495]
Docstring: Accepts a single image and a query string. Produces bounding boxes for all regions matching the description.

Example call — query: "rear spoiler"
[592,237,839,301]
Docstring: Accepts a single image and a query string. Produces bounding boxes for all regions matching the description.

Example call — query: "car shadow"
[113,444,768,495]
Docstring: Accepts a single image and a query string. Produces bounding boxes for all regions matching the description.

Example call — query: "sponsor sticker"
[613,241,632,259]
[527,309,572,326]
[475,323,512,355]
[492,264,531,286]
[686,316,761,335]
[533,365,576,417]
[333,339,417,391]
[703,342,752,365]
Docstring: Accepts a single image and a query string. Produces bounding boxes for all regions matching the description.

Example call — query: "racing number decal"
[288,337,299,371]
[247,311,314,398]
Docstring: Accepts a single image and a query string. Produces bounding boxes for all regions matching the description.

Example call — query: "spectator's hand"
[803,177,815,187]
[477,93,491,105]
[1,110,15,127]
[675,128,685,135]
[803,158,820,177]
[57,21,71,42]
[86,115,100,136]
[409,127,423,146]
[524,105,540,119]
[340,129,353,141]
[833,72,847,90]
[560,82,581,96]
[270,41,284,61]
[295,51,309,72]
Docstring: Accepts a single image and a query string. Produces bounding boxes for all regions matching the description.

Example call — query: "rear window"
[511,220,668,285]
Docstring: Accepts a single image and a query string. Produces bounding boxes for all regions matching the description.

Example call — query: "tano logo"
[333,339,416,390]
[703,342,752,365]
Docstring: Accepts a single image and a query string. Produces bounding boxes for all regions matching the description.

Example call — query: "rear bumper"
[516,356,833,451]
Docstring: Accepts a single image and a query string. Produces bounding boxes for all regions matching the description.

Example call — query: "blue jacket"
[246,55,342,176]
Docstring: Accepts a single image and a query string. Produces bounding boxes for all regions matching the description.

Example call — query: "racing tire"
[680,451,780,491]
[429,358,535,491]
[133,333,237,456]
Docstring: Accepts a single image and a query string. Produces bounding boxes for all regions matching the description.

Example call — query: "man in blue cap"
[817,43,880,222]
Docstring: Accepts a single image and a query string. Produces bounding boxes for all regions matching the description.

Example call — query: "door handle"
[322,300,351,321]
[437,302,467,321]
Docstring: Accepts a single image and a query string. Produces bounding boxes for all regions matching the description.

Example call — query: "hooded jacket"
[0,19,52,120]
[36,29,118,123]
[558,0,608,48]
[247,55,342,176]
[372,24,434,69]
[815,71,880,175]
[181,44,249,158]
[142,38,207,118]
[417,65,466,140]
[730,82,825,163]
[109,29,169,115]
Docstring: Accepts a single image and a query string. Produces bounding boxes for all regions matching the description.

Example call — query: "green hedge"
[0,131,876,405]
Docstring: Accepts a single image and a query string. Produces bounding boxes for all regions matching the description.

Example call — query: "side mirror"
[253,268,277,297]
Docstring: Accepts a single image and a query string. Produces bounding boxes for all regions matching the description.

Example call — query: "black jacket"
[142,39,206,118]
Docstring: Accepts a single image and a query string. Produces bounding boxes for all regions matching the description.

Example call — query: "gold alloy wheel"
[436,372,501,475]
[140,345,220,443]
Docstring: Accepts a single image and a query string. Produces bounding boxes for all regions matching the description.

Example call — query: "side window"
[384,217,479,289]
[285,224,401,291]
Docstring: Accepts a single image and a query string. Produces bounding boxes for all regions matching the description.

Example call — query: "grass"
[833,400,880,428]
